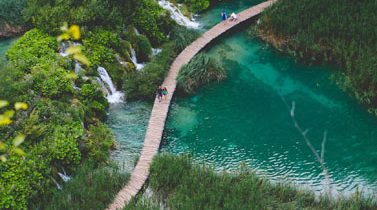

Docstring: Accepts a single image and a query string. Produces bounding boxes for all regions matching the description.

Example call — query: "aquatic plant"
[33,161,129,210]
[177,53,226,94]
[125,154,377,209]
[259,0,377,113]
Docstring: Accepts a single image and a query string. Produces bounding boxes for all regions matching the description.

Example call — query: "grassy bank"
[125,154,377,210]
[32,161,129,210]
[258,0,377,114]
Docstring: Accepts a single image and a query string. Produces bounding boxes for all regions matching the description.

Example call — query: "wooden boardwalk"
[107,1,275,209]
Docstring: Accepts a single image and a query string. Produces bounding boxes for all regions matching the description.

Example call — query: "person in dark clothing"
[156,86,163,102]
[162,87,168,100]
[221,11,227,22]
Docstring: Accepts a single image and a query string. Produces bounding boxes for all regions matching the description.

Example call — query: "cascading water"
[58,172,71,182]
[59,41,81,57]
[59,42,69,57]
[97,66,124,103]
[158,0,200,29]
[152,48,162,56]
[75,62,82,75]
[130,48,145,70]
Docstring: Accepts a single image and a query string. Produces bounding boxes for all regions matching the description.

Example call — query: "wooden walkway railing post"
[107,1,276,209]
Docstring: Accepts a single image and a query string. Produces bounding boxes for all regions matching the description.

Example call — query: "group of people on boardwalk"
[156,86,168,102]
[221,11,238,22]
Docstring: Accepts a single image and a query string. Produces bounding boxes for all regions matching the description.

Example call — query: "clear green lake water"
[107,0,377,196]
[0,38,16,63]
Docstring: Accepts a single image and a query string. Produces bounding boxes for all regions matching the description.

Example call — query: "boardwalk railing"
[107,1,275,209]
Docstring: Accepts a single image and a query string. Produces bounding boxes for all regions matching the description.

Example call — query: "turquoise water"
[107,102,151,172]
[0,38,16,63]
[161,3,377,196]
[107,0,377,196]
[197,0,263,30]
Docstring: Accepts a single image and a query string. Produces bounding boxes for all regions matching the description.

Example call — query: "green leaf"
[13,134,25,147]
[0,155,7,162]
[74,54,90,66]
[12,148,26,156]
[0,141,5,150]
[0,100,9,108]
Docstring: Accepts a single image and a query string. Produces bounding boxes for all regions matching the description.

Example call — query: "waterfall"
[59,41,80,57]
[134,28,141,36]
[59,42,69,57]
[97,66,124,103]
[152,48,162,56]
[75,62,82,75]
[58,172,71,182]
[158,0,200,29]
[130,48,145,70]
[51,177,62,190]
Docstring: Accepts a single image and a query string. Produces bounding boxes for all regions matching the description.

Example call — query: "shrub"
[170,26,200,52]
[177,53,226,94]
[0,64,34,103]
[133,0,172,46]
[34,161,129,210]
[31,63,74,99]
[135,35,152,63]
[0,0,27,27]
[178,0,210,13]
[6,29,58,72]
[82,30,120,67]
[79,83,108,120]
[82,122,114,163]
[124,42,175,100]
[49,122,83,166]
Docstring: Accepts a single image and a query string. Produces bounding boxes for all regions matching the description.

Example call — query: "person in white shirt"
[230,12,238,22]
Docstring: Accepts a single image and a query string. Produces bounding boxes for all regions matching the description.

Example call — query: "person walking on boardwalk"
[162,87,168,100]
[156,86,163,102]
[230,12,238,22]
[221,11,227,23]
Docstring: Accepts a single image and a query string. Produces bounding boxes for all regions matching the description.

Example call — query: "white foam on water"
[158,0,200,29]
[97,66,124,103]
[130,48,145,70]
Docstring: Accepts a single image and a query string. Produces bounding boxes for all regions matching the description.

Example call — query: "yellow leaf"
[68,25,81,40]
[0,155,7,162]
[73,54,90,66]
[12,148,26,156]
[3,110,15,118]
[13,134,25,147]
[0,142,5,150]
[66,46,82,55]
[66,72,78,80]
[14,102,28,111]
[0,116,12,126]
[57,33,70,42]
[0,100,9,109]
[60,22,68,32]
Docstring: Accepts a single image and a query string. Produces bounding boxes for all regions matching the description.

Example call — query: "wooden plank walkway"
[107,1,276,209]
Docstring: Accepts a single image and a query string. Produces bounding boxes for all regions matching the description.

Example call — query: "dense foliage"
[0,28,113,209]
[0,0,27,26]
[33,161,129,210]
[177,0,210,13]
[177,53,226,94]
[0,0,183,207]
[124,26,200,100]
[126,154,377,209]
[259,0,377,113]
